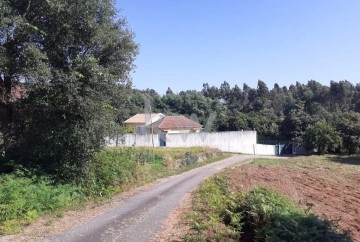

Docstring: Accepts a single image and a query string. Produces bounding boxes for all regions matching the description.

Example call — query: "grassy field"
[0,147,228,235]
[183,156,359,242]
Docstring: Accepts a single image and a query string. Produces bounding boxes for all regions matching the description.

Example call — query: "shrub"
[186,178,352,242]
[304,121,342,154]
[0,173,83,235]
[181,152,199,166]
[187,176,242,241]
[235,187,351,242]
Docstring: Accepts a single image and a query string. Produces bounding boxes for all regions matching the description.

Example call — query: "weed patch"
[186,176,352,242]
[0,174,83,235]
[0,147,225,235]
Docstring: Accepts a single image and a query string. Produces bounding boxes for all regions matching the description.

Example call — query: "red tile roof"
[158,116,202,129]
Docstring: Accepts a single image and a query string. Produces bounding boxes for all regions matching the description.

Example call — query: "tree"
[304,121,342,154]
[248,109,280,138]
[1,0,138,179]
[281,101,311,143]
[335,112,360,154]
[166,87,174,95]
[202,83,220,99]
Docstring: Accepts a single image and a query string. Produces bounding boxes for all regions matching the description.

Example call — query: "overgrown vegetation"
[0,147,227,235]
[185,176,352,242]
[0,0,138,180]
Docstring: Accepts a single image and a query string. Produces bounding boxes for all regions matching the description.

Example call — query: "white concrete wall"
[107,134,159,147]
[166,131,257,154]
[254,144,276,156]
[107,131,276,156]
[135,134,160,147]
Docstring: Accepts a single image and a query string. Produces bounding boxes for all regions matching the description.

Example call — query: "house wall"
[125,123,145,129]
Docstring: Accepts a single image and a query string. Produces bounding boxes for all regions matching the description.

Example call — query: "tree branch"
[22,0,32,18]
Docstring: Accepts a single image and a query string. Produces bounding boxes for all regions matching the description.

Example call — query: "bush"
[186,178,352,242]
[335,112,360,154]
[0,173,83,235]
[187,176,242,241]
[181,152,199,166]
[234,187,351,242]
[304,121,342,154]
[84,148,211,197]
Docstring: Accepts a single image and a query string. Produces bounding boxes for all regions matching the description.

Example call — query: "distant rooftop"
[157,116,202,129]
[124,113,161,124]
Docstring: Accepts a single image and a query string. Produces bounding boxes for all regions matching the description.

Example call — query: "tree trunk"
[0,75,13,149]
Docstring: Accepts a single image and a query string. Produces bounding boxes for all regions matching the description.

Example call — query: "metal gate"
[159,132,166,147]
[275,144,292,155]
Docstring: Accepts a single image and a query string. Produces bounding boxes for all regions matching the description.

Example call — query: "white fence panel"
[107,131,275,156]
[106,134,159,147]
[166,131,257,154]
[254,144,276,156]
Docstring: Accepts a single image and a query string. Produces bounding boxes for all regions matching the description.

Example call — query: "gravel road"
[39,155,256,242]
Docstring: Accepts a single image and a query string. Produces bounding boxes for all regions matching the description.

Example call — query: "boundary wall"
[107,131,276,155]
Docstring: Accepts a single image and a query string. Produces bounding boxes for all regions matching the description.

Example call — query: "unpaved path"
[28,155,256,242]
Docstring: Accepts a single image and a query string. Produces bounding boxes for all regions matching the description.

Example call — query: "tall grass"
[0,147,225,235]
[0,173,84,234]
[185,176,352,242]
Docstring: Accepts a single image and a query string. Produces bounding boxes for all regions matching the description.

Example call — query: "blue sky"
[118,1,360,94]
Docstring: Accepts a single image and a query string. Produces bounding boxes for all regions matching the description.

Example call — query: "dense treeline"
[126,80,360,154]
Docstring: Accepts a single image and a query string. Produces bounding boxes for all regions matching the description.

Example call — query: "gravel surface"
[35,155,255,242]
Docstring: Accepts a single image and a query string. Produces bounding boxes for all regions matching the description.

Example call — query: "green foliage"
[1,0,138,179]
[304,121,342,154]
[186,177,352,242]
[0,172,83,235]
[281,101,312,143]
[125,126,136,134]
[181,152,199,166]
[0,148,225,235]
[335,112,360,154]
[186,176,242,241]
[84,148,224,197]
[236,187,351,242]
[83,148,166,196]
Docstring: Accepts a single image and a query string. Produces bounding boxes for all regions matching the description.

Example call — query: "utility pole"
[149,104,154,147]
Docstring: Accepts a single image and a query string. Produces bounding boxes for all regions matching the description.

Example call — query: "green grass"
[0,173,84,234]
[185,175,352,242]
[0,147,227,235]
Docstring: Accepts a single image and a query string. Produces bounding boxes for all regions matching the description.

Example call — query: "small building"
[141,115,202,134]
[123,113,165,130]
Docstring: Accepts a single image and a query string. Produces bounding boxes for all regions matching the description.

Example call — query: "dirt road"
[37,155,255,242]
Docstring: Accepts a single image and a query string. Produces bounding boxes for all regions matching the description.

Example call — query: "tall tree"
[0,0,138,178]
[281,101,312,143]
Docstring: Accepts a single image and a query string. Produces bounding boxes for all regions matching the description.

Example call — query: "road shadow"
[327,156,360,166]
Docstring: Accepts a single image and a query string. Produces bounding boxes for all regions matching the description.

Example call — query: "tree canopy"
[0,0,138,179]
[126,79,360,154]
